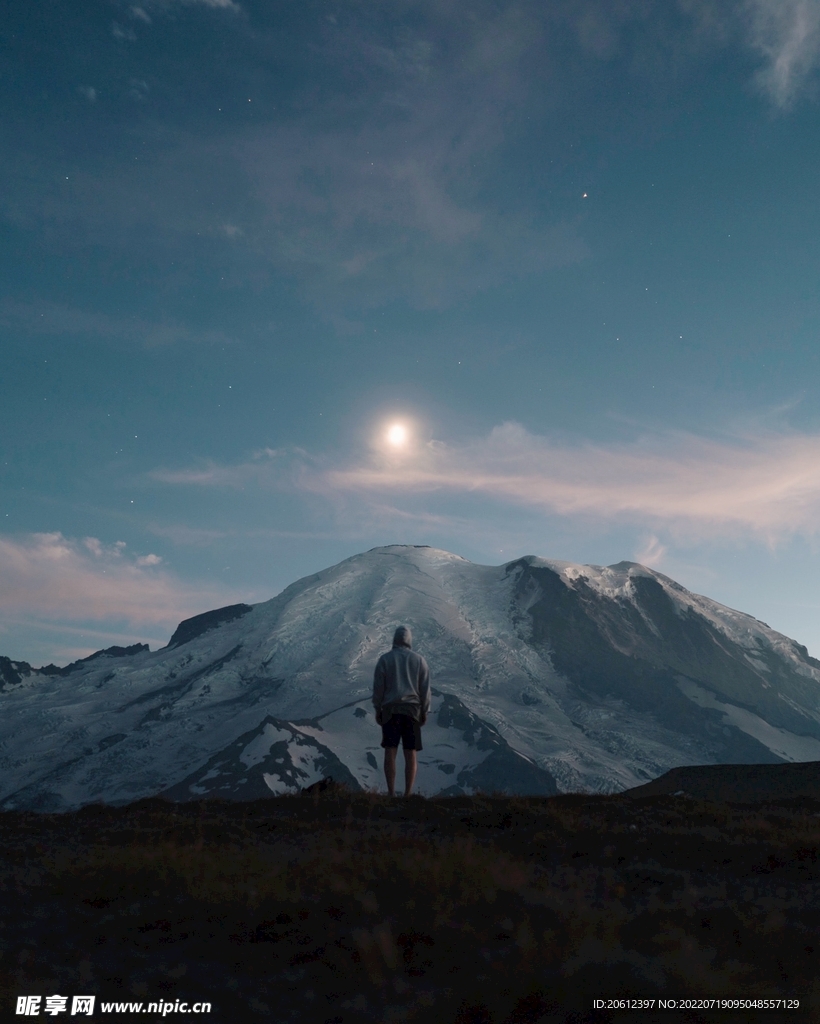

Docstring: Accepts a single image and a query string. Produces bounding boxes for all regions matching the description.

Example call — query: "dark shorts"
[380,713,423,751]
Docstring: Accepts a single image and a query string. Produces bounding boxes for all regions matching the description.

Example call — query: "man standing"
[372,625,431,797]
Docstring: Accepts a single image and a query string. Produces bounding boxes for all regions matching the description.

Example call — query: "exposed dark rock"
[166,604,253,649]
[59,643,150,675]
[435,693,559,797]
[509,558,795,765]
[160,717,362,801]
[0,657,32,691]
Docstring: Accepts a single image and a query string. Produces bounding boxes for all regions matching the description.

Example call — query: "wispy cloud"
[170,0,240,8]
[0,298,235,348]
[5,0,807,321]
[184,0,240,8]
[145,524,230,546]
[153,423,820,544]
[128,78,150,101]
[324,422,820,541]
[634,533,668,566]
[0,532,246,646]
[147,447,335,498]
[149,447,292,487]
[231,5,589,310]
[127,0,240,12]
[1,3,585,314]
[745,0,820,107]
[112,22,137,42]
[146,523,339,544]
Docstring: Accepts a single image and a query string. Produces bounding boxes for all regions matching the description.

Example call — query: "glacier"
[2,544,820,809]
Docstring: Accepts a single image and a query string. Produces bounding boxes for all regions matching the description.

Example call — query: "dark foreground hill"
[1,781,817,1023]
[627,760,820,804]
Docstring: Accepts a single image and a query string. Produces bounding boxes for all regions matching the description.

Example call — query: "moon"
[387,423,408,446]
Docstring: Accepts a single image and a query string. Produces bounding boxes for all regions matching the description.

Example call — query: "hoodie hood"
[392,626,412,649]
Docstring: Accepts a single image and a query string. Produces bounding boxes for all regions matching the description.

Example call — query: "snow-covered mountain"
[3,544,820,810]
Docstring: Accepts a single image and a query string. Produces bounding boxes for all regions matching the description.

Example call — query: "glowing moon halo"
[387,423,408,446]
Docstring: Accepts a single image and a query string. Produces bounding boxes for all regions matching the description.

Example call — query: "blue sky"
[4,0,820,664]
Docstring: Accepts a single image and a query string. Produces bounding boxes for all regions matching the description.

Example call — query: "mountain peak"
[3,546,820,810]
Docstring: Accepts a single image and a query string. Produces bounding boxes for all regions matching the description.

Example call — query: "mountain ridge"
[2,544,820,809]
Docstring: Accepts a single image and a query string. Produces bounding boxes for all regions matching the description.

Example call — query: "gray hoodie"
[372,626,431,724]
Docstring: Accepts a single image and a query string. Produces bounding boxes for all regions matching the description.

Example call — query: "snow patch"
[676,677,820,762]
[240,723,293,767]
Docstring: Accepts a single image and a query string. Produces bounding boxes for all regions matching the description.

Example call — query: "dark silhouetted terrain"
[628,761,820,804]
[1,779,817,1023]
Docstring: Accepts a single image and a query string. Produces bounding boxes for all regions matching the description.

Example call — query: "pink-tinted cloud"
[150,422,820,543]
[317,422,820,541]
[0,532,245,632]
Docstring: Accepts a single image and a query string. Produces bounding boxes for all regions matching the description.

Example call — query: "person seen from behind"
[372,625,430,797]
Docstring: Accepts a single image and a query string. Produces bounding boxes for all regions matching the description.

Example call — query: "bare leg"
[403,748,417,797]
[384,747,398,796]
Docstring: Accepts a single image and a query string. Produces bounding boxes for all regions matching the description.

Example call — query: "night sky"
[4,0,820,665]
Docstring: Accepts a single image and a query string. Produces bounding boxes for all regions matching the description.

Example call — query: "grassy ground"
[0,788,818,1023]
